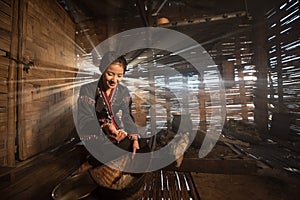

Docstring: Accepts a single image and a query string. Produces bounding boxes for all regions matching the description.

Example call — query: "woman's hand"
[129,134,140,158]
[102,123,127,143]
[132,139,140,155]
[115,130,128,143]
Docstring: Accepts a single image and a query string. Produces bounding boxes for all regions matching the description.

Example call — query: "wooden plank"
[166,171,174,199]
[156,170,162,199]
[0,28,11,49]
[0,11,11,31]
[143,172,152,199]
[151,171,159,200]
[0,1,12,16]
[0,149,8,157]
[0,84,8,94]
[1,0,12,6]
[0,145,8,165]
[0,76,8,85]
[160,170,168,199]
[185,172,201,200]
[0,77,8,85]
[0,112,7,123]
[0,93,8,106]
[0,107,6,113]
[0,139,84,199]
[0,56,9,66]
[0,124,7,133]
[178,172,190,199]
[170,171,181,199]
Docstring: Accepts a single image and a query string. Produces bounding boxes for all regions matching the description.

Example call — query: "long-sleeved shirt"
[77,80,138,138]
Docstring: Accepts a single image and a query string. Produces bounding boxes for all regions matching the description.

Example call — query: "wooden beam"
[160,11,248,27]
[136,0,149,27]
[252,7,269,136]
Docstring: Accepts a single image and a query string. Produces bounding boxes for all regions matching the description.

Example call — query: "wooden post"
[198,74,206,131]
[253,7,269,136]
[222,60,234,88]
[165,77,171,130]
[236,36,248,121]
[275,42,284,112]
[149,62,157,150]
[182,75,189,113]
[6,0,20,166]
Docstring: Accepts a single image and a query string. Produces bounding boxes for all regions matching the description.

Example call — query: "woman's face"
[102,62,124,90]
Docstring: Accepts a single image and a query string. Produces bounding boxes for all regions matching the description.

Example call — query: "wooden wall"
[18,0,76,160]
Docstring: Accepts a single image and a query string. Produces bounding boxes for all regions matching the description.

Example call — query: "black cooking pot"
[52,172,97,200]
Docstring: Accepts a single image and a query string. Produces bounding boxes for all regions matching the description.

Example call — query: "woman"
[76,51,147,173]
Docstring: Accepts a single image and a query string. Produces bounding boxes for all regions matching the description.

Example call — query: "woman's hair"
[99,51,127,74]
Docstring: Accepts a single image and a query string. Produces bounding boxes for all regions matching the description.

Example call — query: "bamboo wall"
[0,0,77,166]
[265,0,300,137]
[18,0,76,160]
[125,17,256,135]
[210,34,255,122]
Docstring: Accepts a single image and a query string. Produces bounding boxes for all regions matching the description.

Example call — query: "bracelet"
[100,122,110,128]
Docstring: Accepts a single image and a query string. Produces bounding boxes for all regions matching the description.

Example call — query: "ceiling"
[56,0,284,74]
[58,0,284,51]
[58,0,284,27]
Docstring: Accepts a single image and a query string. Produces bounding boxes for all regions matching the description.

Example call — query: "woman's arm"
[119,87,139,134]
[77,82,102,139]
[119,86,141,154]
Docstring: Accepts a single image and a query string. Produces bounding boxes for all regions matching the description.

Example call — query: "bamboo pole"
[17,0,27,160]
[6,0,19,167]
